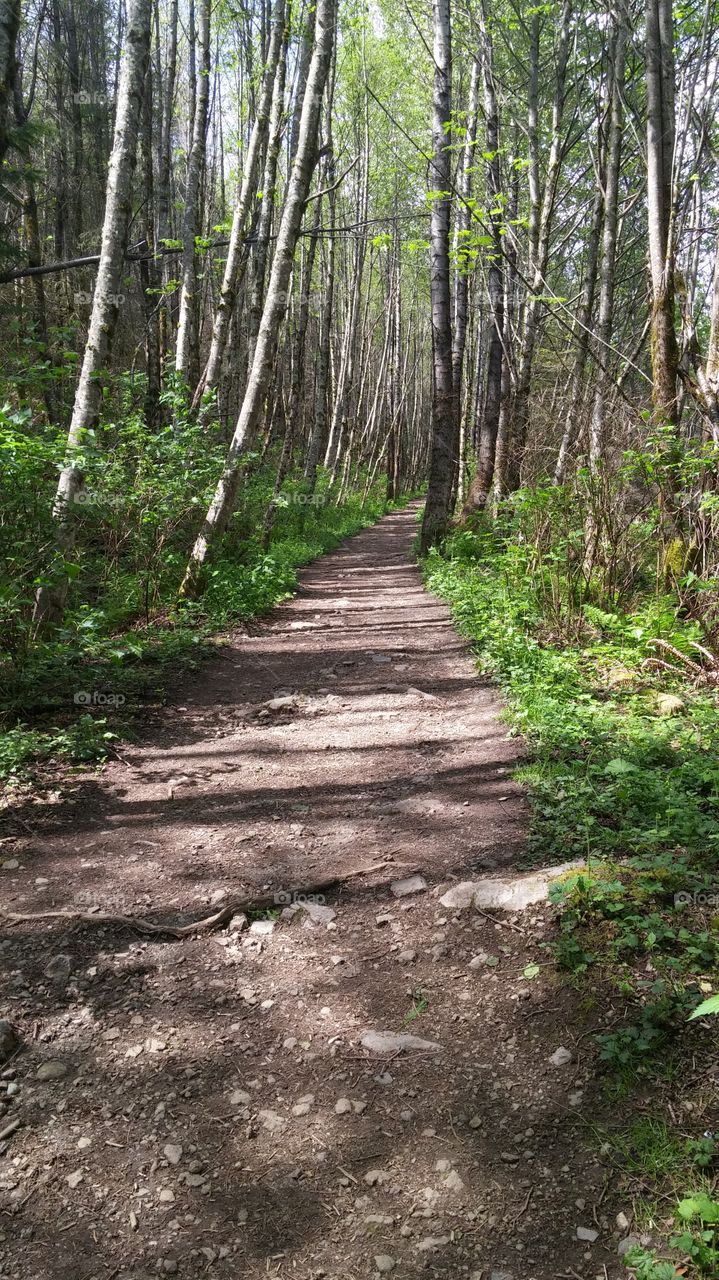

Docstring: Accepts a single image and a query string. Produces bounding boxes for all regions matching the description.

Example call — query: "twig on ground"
[0,861,390,938]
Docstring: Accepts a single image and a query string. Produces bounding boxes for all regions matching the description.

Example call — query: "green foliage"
[423,490,719,1078]
[0,386,402,777]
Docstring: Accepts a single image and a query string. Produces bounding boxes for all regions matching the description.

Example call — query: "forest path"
[1,505,615,1280]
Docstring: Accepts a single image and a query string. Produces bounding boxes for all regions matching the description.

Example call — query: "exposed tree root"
[0,862,390,938]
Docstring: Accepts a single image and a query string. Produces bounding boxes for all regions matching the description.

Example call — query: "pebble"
[335,1098,352,1114]
[164,1144,183,1165]
[66,1170,83,1189]
[391,875,427,898]
[374,1256,396,1272]
[230,1090,251,1106]
[228,913,247,933]
[549,1046,573,1067]
[292,1094,314,1116]
[397,949,417,964]
[35,1060,68,1082]
[576,1226,598,1242]
[249,920,275,936]
[361,1030,441,1054]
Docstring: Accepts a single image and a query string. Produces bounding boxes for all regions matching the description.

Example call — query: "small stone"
[352,1100,367,1114]
[469,1115,482,1130]
[35,1060,68,1082]
[616,1212,630,1231]
[397,949,417,964]
[77,1137,91,1150]
[229,913,248,933]
[618,1235,642,1257]
[1,859,19,871]
[210,888,226,904]
[391,875,427,898]
[416,1237,450,1252]
[159,1188,175,1203]
[230,1089,251,1106]
[249,920,275,936]
[374,1256,395,1273]
[335,1098,352,1114]
[576,1226,598,1242]
[364,1169,388,1186]
[443,1168,464,1191]
[361,1030,441,1054]
[258,1109,285,1133]
[568,1090,584,1107]
[66,1170,83,1189]
[549,1046,573,1067]
[164,1144,182,1165]
[292,1094,314,1117]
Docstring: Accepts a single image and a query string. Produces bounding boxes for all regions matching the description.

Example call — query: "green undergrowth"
[0,474,408,779]
[423,507,719,1275]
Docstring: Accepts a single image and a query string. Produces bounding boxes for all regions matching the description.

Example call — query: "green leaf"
[688,993,719,1020]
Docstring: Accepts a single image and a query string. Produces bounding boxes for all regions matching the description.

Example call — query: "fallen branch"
[0,862,389,938]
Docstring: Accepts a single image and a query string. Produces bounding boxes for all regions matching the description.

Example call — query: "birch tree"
[420,0,453,554]
[33,0,152,625]
[181,0,337,594]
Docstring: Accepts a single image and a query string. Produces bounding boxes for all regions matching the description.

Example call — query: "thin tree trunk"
[175,0,211,383]
[462,0,504,516]
[419,0,453,554]
[193,0,285,408]
[180,0,336,594]
[33,0,152,626]
[646,0,679,428]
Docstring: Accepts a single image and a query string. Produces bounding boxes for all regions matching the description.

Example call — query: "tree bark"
[33,0,152,626]
[420,0,453,554]
[180,0,336,594]
[645,0,680,429]
[192,0,286,409]
[175,0,211,383]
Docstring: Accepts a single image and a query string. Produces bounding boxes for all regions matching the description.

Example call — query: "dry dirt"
[1,505,629,1280]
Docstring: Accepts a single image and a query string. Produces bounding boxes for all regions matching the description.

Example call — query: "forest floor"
[1,504,636,1280]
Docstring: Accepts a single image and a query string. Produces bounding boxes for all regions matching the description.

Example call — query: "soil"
[0,505,629,1280]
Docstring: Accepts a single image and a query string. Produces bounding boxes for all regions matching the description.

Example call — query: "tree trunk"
[33,0,152,626]
[646,0,679,429]
[193,0,285,409]
[175,0,211,384]
[462,0,504,517]
[419,0,453,554]
[180,0,336,594]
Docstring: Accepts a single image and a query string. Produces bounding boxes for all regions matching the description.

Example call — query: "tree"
[420,0,453,554]
[33,0,152,625]
[180,0,337,594]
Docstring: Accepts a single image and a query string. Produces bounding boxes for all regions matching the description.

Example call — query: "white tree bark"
[33,0,152,625]
[192,0,286,408]
[181,0,336,594]
[175,0,211,381]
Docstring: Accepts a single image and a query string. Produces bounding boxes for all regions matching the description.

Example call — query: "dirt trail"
[1,505,620,1280]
